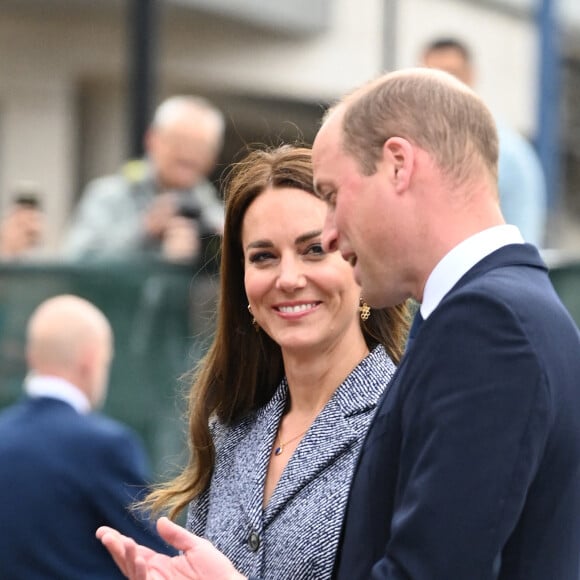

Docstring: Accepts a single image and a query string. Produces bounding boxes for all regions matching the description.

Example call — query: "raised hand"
[96,517,246,580]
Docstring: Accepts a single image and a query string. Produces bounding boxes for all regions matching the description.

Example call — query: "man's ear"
[77,345,95,384]
[382,137,414,193]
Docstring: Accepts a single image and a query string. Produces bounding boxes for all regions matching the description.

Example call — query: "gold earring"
[359,300,371,321]
[247,304,259,332]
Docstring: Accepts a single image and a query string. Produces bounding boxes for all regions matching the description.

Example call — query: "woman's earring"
[247,304,259,332]
[359,300,371,321]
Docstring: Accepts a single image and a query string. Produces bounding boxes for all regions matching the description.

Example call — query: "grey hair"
[151,95,226,146]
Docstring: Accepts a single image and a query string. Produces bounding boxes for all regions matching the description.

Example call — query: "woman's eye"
[306,243,325,257]
[248,251,274,264]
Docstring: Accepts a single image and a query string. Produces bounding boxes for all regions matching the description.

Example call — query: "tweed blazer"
[186,345,396,579]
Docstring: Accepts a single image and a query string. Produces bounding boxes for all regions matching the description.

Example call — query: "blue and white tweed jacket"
[186,345,396,579]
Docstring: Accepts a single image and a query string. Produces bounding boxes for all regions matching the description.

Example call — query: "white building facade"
[0,0,577,250]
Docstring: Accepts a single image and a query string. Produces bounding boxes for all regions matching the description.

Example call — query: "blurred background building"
[0,0,579,252]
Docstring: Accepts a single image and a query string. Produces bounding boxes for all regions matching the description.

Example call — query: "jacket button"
[248,531,260,552]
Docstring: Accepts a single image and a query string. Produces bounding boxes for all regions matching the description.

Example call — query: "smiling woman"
[243,186,363,364]
[97,145,410,580]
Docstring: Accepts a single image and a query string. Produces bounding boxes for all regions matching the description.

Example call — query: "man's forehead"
[312,142,345,200]
[313,115,342,161]
[312,132,334,183]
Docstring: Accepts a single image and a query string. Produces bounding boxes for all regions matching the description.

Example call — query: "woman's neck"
[281,336,370,415]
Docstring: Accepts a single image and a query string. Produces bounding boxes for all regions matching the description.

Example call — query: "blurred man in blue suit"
[0,294,175,579]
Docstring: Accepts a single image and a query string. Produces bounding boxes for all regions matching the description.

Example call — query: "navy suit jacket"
[0,396,176,579]
[335,244,580,579]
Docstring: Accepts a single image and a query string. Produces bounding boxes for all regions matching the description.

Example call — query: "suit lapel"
[226,384,359,530]
[263,346,393,526]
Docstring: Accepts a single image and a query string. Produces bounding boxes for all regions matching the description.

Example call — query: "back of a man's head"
[26,295,113,409]
[339,67,498,186]
[421,37,474,87]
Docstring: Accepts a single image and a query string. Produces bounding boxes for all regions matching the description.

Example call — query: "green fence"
[0,260,218,480]
[546,255,580,329]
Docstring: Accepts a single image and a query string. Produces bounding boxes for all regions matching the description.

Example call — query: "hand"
[143,193,179,240]
[96,517,246,580]
[161,216,200,263]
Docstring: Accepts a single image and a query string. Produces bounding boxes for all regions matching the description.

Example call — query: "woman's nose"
[275,256,306,291]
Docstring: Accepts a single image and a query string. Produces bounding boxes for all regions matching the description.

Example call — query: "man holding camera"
[62,96,225,263]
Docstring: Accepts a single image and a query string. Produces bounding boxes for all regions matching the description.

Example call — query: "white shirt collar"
[421,225,525,319]
[24,374,92,415]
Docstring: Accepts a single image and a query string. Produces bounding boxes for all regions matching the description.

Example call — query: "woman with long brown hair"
[98,145,409,579]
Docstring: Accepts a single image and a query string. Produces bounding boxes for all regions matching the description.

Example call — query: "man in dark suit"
[311,68,580,579]
[0,294,175,579]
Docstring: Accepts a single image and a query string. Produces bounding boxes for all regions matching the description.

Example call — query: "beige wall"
[396,0,540,136]
[0,0,385,252]
[0,0,548,252]
[0,78,76,249]
[0,5,125,251]
[159,0,385,101]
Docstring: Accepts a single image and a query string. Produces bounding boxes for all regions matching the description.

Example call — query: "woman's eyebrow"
[295,230,322,244]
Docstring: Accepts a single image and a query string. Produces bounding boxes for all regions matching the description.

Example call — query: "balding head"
[328,67,498,188]
[26,295,113,409]
[146,95,225,191]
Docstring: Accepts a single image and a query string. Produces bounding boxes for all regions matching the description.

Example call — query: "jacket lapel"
[263,399,358,526]
[227,385,287,530]
[223,347,394,531]
[263,346,393,526]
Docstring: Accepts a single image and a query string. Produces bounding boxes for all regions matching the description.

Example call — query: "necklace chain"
[273,402,328,456]
[273,428,310,456]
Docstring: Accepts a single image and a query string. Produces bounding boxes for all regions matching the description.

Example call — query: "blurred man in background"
[0,185,45,261]
[0,294,175,579]
[62,95,226,263]
[421,37,547,247]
